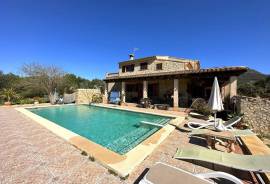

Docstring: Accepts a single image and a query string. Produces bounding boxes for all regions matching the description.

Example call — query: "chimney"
[129,54,134,60]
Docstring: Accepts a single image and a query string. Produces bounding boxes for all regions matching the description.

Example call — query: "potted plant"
[92,94,103,103]
[0,88,19,105]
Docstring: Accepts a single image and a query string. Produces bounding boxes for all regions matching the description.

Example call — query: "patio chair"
[174,145,270,172]
[139,162,243,184]
[109,91,121,104]
[139,98,151,108]
[187,116,242,130]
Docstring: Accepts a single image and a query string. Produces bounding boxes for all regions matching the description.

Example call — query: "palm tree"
[0,88,19,104]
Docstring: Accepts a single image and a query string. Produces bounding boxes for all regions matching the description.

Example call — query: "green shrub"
[190,98,211,116]
[19,98,35,104]
[39,97,49,103]
[32,96,49,103]
[0,88,20,103]
[92,94,103,103]
[33,96,39,101]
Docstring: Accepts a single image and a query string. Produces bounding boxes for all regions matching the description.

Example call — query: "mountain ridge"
[238,69,269,84]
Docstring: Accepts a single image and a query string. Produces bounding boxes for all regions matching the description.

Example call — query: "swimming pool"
[29,105,171,154]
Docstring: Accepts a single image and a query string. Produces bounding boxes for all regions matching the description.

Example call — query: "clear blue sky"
[0,0,269,79]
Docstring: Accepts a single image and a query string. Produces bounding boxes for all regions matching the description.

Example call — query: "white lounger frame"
[139,162,243,184]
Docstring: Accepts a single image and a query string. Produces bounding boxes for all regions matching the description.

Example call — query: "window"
[125,64,135,72]
[140,62,148,70]
[156,63,162,70]
[122,64,134,73]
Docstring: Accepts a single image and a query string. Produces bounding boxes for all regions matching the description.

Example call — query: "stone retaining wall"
[76,89,101,104]
[236,96,270,136]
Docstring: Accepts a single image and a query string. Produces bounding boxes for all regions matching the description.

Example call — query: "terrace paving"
[0,106,256,184]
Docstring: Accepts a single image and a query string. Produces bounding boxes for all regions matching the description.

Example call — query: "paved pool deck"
[0,106,256,184]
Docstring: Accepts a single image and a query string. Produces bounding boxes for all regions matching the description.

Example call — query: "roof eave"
[104,66,248,81]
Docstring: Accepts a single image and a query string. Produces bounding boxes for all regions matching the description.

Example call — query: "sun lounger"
[187,117,215,129]
[187,116,242,130]
[189,111,210,120]
[222,116,242,129]
[189,129,255,139]
[174,146,270,172]
[139,162,243,184]
[188,129,255,152]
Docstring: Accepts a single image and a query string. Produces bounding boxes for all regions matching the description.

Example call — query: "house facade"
[104,55,247,109]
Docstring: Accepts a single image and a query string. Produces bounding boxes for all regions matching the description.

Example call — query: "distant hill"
[238,69,270,98]
[238,69,268,84]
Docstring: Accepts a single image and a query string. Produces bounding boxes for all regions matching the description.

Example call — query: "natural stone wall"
[75,89,101,104]
[236,96,270,136]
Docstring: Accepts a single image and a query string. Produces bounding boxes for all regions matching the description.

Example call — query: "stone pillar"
[230,76,237,99]
[173,79,179,108]
[104,82,108,103]
[121,81,126,103]
[143,80,148,98]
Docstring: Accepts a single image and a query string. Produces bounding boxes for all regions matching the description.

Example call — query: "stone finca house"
[104,55,247,109]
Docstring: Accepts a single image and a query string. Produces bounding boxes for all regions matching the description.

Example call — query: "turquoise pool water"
[29,105,171,154]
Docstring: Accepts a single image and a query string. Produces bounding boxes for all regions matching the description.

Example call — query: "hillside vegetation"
[238,69,270,98]
[238,69,267,83]
[0,63,104,105]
